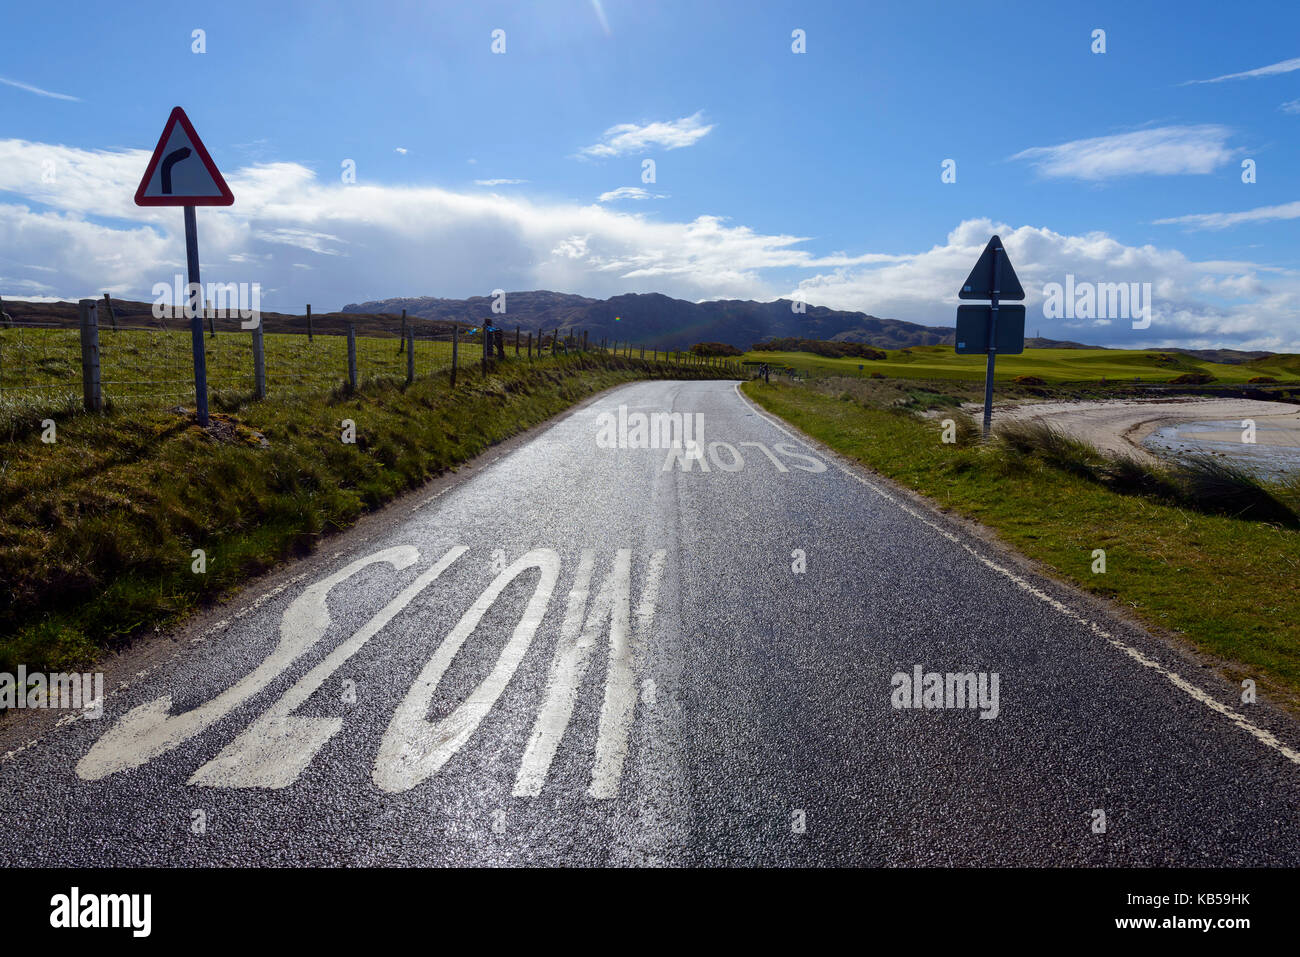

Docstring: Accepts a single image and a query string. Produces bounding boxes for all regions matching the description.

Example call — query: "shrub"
[1248,376,1277,384]
[751,337,886,360]
[993,420,1299,527]
[1170,372,1215,385]
[1097,454,1181,500]
[1169,455,1299,527]
[690,341,742,357]
[996,421,1104,478]
[943,410,982,446]
[1013,375,1047,386]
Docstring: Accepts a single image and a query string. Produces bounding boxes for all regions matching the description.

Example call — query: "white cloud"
[578,111,713,158]
[1154,200,1300,230]
[1,138,1297,350]
[474,178,528,186]
[552,236,589,259]
[0,75,80,101]
[1011,125,1236,180]
[597,186,665,202]
[787,218,1300,351]
[1282,99,1300,114]
[394,147,408,155]
[1185,56,1300,84]
[260,227,347,255]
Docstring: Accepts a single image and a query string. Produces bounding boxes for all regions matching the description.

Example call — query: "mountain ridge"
[341,290,961,351]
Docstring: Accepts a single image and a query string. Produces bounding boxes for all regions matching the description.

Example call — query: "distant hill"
[342,290,958,351]
[1021,336,1099,350]
[12,291,1282,363]
[1176,348,1277,365]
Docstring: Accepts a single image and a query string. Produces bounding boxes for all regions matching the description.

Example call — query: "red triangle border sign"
[134,106,235,207]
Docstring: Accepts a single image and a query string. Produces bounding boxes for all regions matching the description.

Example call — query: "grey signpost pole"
[982,246,1001,438]
[184,205,210,426]
[136,108,233,427]
[959,235,1023,437]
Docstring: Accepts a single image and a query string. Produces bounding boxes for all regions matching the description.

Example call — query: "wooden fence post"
[399,308,407,354]
[406,329,415,383]
[78,298,103,411]
[515,325,521,355]
[101,292,118,332]
[347,322,358,389]
[451,323,459,388]
[527,330,533,360]
[252,318,266,399]
[306,303,313,342]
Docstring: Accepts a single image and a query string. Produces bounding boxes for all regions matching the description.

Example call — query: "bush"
[690,341,742,357]
[1169,455,1299,527]
[1013,375,1047,386]
[1097,454,1182,500]
[751,337,886,360]
[996,421,1104,478]
[941,410,982,447]
[1170,372,1215,385]
[996,422,1299,526]
[1248,376,1278,384]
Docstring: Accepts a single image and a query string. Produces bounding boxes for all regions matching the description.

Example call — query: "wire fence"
[0,320,84,419]
[0,308,748,431]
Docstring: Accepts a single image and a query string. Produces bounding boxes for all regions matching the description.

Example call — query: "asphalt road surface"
[3,379,1299,866]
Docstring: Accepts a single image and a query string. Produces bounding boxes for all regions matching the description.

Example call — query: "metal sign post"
[983,246,1001,436]
[957,235,1025,438]
[183,205,209,424]
[135,107,234,428]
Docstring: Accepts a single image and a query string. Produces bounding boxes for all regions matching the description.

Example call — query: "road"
[3,379,1300,866]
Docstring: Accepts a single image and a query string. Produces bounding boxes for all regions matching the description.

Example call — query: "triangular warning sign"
[135,107,234,206]
[958,235,1024,301]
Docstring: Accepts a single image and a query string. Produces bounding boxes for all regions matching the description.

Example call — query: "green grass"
[742,344,1300,385]
[0,325,465,433]
[0,350,718,675]
[742,377,1300,704]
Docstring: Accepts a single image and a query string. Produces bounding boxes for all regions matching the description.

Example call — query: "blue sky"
[2,0,1299,349]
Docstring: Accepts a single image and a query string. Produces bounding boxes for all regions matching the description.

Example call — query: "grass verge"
[0,353,715,673]
[741,344,1300,386]
[742,377,1300,703]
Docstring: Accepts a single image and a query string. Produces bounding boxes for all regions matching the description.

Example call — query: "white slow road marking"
[513,548,666,798]
[736,382,1300,767]
[590,549,665,799]
[73,542,664,796]
[514,550,603,797]
[76,547,420,781]
[189,546,467,789]
[2,573,312,767]
[373,549,561,793]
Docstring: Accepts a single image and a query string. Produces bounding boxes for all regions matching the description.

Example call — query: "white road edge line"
[733,381,1300,768]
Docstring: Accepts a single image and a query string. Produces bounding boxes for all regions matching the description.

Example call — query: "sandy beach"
[978,397,1300,464]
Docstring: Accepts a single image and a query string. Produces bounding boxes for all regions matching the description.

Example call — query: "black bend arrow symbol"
[160,147,191,194]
